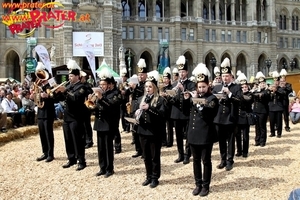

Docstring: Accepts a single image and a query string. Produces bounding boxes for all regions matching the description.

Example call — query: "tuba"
[33,69,50,108]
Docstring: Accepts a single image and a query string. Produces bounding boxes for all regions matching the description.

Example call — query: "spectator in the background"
[290,97,300,124]
[1,91,22,128]
[21,90,36,125]
[0,88,6,102]
[54,102,64,120]
[12,84,22,109]
[0,103,7,133]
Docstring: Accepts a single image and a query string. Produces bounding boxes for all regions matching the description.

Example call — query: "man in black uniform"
[56,59,88,171]
[120,68,130,133]
[80,71,94,149]
[170,55,195,164]
[126,58,148,158]
[35,62,56,163]
[279,69,293,132]
[212,58,242,171]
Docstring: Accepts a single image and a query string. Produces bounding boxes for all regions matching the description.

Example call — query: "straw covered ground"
[0,122,300,200]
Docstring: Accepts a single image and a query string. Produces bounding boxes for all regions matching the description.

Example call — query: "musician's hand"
[56,86,66,93]
[222,87,230,95]
[40,92,48,98]
[129,83,136,89]
[177,82,184,91]
[183,92,190,99]
[95,91,102,99]
[121,90,126,95]
[141,103,149,110]
[191,91,198,98]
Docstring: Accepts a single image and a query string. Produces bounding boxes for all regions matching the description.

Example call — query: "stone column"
[231,0,236,25]
[216,0,220,23]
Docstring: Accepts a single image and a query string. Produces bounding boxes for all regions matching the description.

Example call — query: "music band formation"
[33,55,293,197]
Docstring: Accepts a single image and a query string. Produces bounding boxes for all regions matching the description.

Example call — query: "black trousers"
[7,112,21,126]
[166,118,174,146]
[190,143,213,189]
[84,112,93,145]
[37,118,54,157]
[113,127,122,151]
[236,124,250,155]
[121,106,130,132]
[282,105,290,129]
[63,121,86,164]
[216,124,235,165]
[269,111,283,136]
[139,134,162,180]
[133,124,142,154]
[254,113,268,145]
[97,131,114,172]
[25,110,35,125]
[174,119,190,158]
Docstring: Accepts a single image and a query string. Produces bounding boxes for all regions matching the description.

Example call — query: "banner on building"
[157,39,170,74]
[83,43,97,81]
[34,44,53,75]
[73,32,104,56]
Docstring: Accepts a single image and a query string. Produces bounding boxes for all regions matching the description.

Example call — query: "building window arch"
[156,1,162,18]
[122,0,131,18]
[203,5,208,20]
[138,0,147,19]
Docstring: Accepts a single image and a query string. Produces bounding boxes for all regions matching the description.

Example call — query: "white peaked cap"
[163,67,171,75]
[80,71,87,77]
[193,63,211,77]
[236,70,242,77]
[121,67,127,76]
[129,74,139,84]
[221,57,230,68]
[36,62,46,71]
[237,73,247,84]
[271,71,280,78]
[214,66,220,75]
[176,55,186,65]
[67,59,80,70]
[96,66,112,80]
[172,67,179,74]
[280,69,287,76]
[137,58,146,68]
[189,76,196,82]
[255,71,265,79]
[147,70,160,82]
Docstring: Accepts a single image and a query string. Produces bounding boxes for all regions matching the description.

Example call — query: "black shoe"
[242,154,248,158]
[96,170,106,176]
[149,179,159,188]
[1,128,7,133]
[132,152,142,158]
[217,163,226,169]
[45,156,54,162]
[260,143,265,147]
[235,153,242,157]
[269,134,275,137]
[277,135,281,138]
[225,164,233,171]
[115,150,122,154]
[192,186,201,196]
[199,187,209,197]
[36,154,47,162]
[174,157,184,163]
[76,163,86,171]
[166,144,173,148]
[62,161,77,168]
[85,143,93,149]
[142,179,151,186]
[183,157,190,165]
[285,127,291,132]
[104,171,114,178]
[254,143,260,146]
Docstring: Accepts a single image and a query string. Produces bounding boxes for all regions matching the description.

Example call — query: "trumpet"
[46,81,70,95]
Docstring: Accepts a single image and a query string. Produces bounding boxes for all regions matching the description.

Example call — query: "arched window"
[283,15,287,30]
[292,15,299,30]
[219,8,222,20]
[156,1,162,18]
[279,15,283,29]
[138,1,146,18]
[203,5,208,19]
[211,5,215,20]
[122,1,130,17]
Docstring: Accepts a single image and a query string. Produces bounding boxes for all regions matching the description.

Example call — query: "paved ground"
[0,122,300,199]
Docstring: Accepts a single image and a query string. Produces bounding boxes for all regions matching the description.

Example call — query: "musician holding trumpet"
[182,63,218,197]
[34,62,56,163]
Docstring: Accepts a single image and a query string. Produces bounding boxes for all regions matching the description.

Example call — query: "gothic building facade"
[0,0,299,83]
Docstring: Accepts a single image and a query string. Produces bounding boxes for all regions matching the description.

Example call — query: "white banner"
[73,32,104,56]
[83,43,96,81]
[34,45,53,75]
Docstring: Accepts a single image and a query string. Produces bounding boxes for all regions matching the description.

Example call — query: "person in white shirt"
[1,91,22,128]
[0,103,7,133]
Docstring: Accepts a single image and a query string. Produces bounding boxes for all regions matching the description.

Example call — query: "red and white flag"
[83,43,96,81]
[34,45,53,75]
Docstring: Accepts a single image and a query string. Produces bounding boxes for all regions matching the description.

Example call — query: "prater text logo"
[1,2,90,38]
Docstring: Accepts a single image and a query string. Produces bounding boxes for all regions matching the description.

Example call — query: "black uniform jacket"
[93,89,121,132]
[212,83,242,125]
[185,93,219,145]
[37,83,56,120]
[135,96,166,136]
[170,79,195,120]
[56,81,87,122]
[252,88,270,114]
[281,83,293,106]
[162,84,173,118]
[106,87,122,127]
[237,91,254,125]
[268,87,285,112]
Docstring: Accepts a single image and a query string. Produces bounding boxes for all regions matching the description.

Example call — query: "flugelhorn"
[48,81,70,94]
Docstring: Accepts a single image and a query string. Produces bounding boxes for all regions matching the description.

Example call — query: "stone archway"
[183,51,193,76]
[236,53,247,77]
[6,50,21,81]
[258,54,267,76]
[140,51,153,72]
[204,52,217,80]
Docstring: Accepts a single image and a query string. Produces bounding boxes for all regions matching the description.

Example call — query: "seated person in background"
[290,97,300,124]
[0,103,7,133]
[1,91,22,128]
[21,90,36,125]
[12,84,22,108]
[54,101,64,120]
